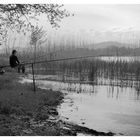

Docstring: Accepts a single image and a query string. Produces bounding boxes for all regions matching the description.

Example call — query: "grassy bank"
[0,72,115,136]
[0,72,65,136]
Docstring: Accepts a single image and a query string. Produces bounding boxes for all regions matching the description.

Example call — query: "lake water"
[20,56,140,136]
[98,56,140,62]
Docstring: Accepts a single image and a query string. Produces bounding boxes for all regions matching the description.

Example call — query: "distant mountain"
[87,41,127,49]
[55,44,140,58]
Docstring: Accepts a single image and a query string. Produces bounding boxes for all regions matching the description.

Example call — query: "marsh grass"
[44,59,140,82]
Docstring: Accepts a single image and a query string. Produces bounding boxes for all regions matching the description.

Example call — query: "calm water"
[20,56,140,136]
[98,56,140,62]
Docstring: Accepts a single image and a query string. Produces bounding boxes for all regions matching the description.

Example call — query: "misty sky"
[54,4,140,44]
[2,4,140,51]
[63,4,140,31]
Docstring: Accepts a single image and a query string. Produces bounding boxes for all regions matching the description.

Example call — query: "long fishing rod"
[23,54,105,65]
[0,54,104,68]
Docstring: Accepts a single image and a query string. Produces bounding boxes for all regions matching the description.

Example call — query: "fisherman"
[0,66,5,75]
[9,50,25,73]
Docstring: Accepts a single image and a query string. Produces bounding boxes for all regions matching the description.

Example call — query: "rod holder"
[31,63,36,93]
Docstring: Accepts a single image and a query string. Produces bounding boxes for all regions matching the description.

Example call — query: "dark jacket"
[9,54,20,68]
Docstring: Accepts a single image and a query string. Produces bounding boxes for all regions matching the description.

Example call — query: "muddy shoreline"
[0,73,115,136]
[19,80,116,136]
[4,102,115,136]
[0,93,115,136]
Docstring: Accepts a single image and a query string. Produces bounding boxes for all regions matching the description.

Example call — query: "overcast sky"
[52,4,140,44]
[63,4,140,31]
[2,4,140,51]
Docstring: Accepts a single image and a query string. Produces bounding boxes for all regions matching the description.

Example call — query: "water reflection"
[20,56,140,135]
[20,73,140,135]
[21,73,140,101]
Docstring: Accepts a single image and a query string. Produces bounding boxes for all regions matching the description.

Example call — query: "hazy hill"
[56,46,140,58]
[87,41,128,49]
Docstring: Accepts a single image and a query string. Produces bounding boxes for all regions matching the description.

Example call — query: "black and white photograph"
[0,0,140,137]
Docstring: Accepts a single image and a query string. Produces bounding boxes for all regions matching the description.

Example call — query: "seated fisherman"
[0,66,5,75]
[9,50,25,73]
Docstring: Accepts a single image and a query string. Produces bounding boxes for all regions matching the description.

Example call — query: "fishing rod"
[0,54,105,68]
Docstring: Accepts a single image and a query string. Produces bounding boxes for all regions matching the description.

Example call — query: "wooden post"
[31,63,36,93]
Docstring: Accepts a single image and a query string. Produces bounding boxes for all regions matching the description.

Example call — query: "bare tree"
[30,26,46,63]
[0,4,70,29]
[0,4,71,52]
